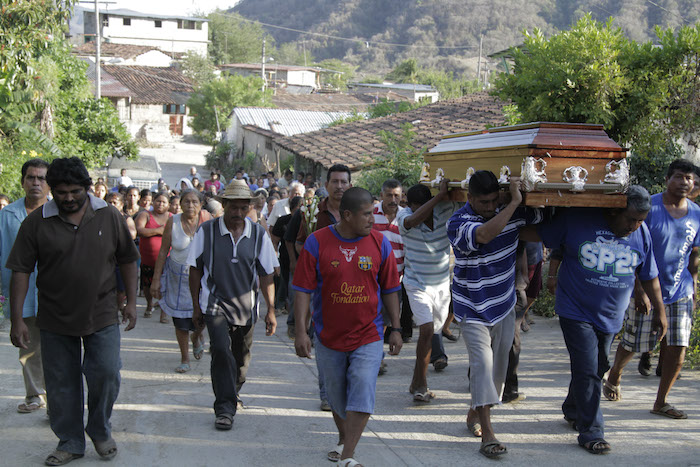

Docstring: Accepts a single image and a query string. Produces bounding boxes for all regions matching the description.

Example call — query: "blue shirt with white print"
[538,208,658,333]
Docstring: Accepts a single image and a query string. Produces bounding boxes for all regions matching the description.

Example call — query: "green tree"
[272,42,314,66]
[180,52,217,86]
[188,75,273,145]
[385,59,480,99]
[317,59,356,90]
[356,123,425,195]
[208,10,269,65]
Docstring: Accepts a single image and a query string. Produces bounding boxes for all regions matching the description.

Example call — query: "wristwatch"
[389,327,402,333]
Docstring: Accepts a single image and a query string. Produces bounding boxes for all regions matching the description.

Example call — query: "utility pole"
[95,0,101,99]
[477,34,483,87]
[261,39,266,93]
[302,40,307,67]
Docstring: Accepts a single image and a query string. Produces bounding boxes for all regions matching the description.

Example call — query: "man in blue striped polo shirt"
[447,171,541,459]
[398,179,464,403]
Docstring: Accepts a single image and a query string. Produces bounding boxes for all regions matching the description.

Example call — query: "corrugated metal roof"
[233,107,357,137]
[349,83,437,92]
[100,8,208,22]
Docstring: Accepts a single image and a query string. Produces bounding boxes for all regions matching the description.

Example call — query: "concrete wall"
[287,70,318,88]
[127,103,192,142]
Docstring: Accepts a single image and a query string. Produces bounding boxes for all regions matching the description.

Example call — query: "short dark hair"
[327,164,351,183]
[284,168,293,177]
[0,194,10,204]
[382,179,401,192]
[289,195,303,211]
[667,159,696,178]
[139,188,152,199]
[21,158,50,183]
[46,157,91,189]
[626,185,652,212]
[105,192,123,204]
[339,187,373,214]
[153,190,170,202]
[468,170,500,196]
[406,183,432,206]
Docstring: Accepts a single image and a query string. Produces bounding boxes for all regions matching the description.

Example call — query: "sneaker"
[638,352,652,376]
[502,392,526,404]
[320,399,331,411]
[433,357,448,372]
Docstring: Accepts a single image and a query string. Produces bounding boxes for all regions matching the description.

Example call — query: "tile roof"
[233,107,356,137]
[101,65,193,105]
[274,92,506,170]
[73,42,178,59]
[271,90,410,112]
[349,82,438,92]
[82,59,132,98]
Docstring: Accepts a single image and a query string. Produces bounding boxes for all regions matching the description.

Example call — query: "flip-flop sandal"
[193,343,205,360]
[327,443,344,462]
[337,458,362,467]
[480,440,507,458]
[467,420,482,437]
[602,378,621,401]
[175,363,190,373]
[215,414,233,430]
[17,401,44,413]
[411,389,435,403]
[581,439,611,454]
[93,437,118,459]
[650,404,687,419]
[45,450,84,466]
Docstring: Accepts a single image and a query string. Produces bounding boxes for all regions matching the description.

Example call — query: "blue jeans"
[41,324,122,455]
[430,332,447,363]
[558,316,615,445]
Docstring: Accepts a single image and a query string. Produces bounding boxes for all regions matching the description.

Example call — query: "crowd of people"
[1,157,698,466]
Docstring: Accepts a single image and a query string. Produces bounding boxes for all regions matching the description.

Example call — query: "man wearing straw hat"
[187,179,279,431]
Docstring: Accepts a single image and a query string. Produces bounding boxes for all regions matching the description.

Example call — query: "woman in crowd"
[135,191,171,322]
[138,188,153,214]
[124,186,141,218]
[151,189,211,373]
[105,192,137,311]
[169,194,181,215]
[192,177,203,193]
[93,182,108,200]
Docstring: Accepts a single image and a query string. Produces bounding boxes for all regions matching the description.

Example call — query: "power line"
[645,0,690,24]
[209,11,478,50]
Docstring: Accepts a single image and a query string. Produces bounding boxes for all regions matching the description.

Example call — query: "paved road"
[139,140,211,190]
[1,297,698,466]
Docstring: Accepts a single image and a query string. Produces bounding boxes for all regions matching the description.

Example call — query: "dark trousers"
[205,314,255,417]
[559,316,615,445]
[400,284,413,338]
[41,324,122,455]
[504,308,526,396]
[430,332,447,363]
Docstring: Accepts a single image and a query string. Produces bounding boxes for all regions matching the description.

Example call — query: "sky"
[92,0,240,16]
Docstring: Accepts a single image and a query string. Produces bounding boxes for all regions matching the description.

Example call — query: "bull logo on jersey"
[579,236,640,276]
[339,246,358,262]
[358,256,372,271]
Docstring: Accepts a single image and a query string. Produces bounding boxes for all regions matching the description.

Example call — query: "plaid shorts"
[621,296,694,352]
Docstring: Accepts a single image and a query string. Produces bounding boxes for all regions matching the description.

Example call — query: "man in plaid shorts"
[605,159,699,419]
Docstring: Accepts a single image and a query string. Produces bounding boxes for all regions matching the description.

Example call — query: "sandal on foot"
[327,443,344,462]
[581,439,611,455]
[214,414,233,430]
[409,386,435,403]
[93,437,117,459]
[602,378,621,401]
[467,421,482,437]
[480,440,507,459]
[17,400,44,413]
[650,404,687,419]
[193,343,205,360]
[144,308,152,318]
[337,458,362,467]
[175,363,190,373]
[45,450,84,466]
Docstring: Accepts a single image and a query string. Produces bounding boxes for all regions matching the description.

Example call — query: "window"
[154,20,162,28]
[123,18,131,26]
[265,141,273,150]
[177,19,201,30]
[102,15,109,27]
[163,104,186,115]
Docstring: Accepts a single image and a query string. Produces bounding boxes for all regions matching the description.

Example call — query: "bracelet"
[389,327,402,333]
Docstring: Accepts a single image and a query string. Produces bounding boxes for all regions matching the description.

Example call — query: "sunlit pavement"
[1,297,698,466]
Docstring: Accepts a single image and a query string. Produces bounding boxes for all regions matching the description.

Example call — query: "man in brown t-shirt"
[8,157,139,466]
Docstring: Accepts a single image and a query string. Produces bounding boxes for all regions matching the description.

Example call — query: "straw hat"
[217,179,253,201]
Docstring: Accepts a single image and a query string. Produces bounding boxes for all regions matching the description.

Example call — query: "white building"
[220,64,323,94]
[348,83,440,103]
[78,8,208,56]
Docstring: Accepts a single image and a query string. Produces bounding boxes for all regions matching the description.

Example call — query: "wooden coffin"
[422,122,630,207]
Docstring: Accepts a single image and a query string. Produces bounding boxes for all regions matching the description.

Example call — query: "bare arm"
[120,261,138,331]
[519,225,542,243]
[150,217,173,300]
[9,271,30,349]
[381,291,402,355]
[546,250,562,295]
[271,233,281,251]
[259,273,277,336]
[189,266,204,329]
[640,277,668,341]
[689,247,699,308]
[402,179,449,230]
[294,291,312,358]
[125,216,137,240]
[474,178,523,245]
[135,211,164,237]
[287,240,298,273]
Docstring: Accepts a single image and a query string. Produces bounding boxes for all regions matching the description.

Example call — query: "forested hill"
[232,0,699,74]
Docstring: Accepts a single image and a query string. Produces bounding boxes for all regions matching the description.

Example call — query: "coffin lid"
[428,122,628,156]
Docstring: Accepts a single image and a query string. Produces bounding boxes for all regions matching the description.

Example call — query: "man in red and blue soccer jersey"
[293,187,402,467]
